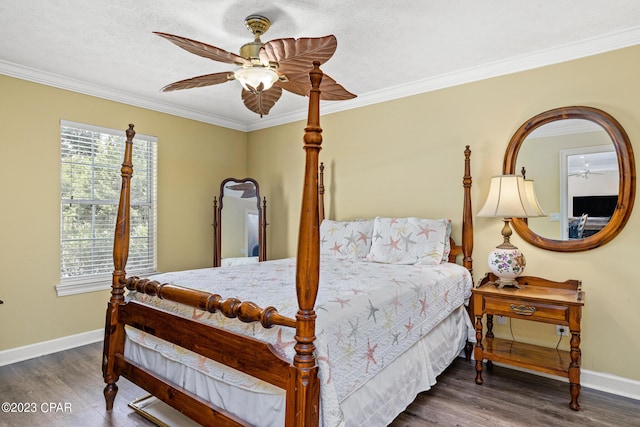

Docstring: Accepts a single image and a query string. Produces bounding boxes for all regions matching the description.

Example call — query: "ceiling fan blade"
[227,183,256,198]
[228,182,255,191]
[154,32,251,66]
[259,49,272,67]
[278,72,356,100]
[161,72,234,92]
[262,35,337,74]
[242,86,282,117]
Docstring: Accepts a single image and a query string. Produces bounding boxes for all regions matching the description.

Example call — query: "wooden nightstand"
[472,273,585,410]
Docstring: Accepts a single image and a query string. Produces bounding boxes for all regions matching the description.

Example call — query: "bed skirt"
[124,305,473,426]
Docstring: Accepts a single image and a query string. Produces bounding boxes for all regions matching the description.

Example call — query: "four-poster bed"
[102,62,475,426]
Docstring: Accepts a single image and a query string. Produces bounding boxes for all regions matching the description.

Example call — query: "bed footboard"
[103,64,327,427]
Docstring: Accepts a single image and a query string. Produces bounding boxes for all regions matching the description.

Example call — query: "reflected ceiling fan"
[226,182,256,198]
[155,15,356,116]
[569,160,605,179]
[569,169,605,179]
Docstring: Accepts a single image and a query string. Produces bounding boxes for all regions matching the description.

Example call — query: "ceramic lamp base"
[488,247,526,288]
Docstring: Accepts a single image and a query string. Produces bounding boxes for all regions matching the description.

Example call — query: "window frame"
[56,120,157,297]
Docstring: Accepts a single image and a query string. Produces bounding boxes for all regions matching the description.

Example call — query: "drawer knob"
[510,304,536,316]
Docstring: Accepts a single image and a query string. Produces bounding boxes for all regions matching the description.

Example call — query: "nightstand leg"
[486,314,494,338]
[569,331,581,410]
[474,315,484,385]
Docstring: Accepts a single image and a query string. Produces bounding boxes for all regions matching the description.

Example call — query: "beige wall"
[249,45,640,382]
[2,44,639,384]
[0,75,247,350]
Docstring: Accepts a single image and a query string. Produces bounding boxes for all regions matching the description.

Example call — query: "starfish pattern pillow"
[366,217,450,265]
[320,219,374,259]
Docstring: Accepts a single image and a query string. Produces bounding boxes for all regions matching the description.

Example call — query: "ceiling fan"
[155,15,356,117]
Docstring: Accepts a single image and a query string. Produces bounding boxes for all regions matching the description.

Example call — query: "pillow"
[320,219,374,260]
[442,219,452,263]
[366,217,450,265]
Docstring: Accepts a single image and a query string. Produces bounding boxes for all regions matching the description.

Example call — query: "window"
[57,121,157,296]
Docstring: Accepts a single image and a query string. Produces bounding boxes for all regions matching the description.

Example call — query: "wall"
[248,45,640,382]
[1,43,638,385]
[0,75,247,350]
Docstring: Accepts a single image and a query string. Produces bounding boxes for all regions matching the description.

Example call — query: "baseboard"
[488,360,640,401]
[0,329,103,367]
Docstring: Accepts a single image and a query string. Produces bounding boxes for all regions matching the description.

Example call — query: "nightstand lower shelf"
[482,337,571,378]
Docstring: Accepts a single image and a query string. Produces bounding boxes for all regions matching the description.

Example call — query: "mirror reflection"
[516,119,617,241]
[504,105,635,252]
[213,178,267,267]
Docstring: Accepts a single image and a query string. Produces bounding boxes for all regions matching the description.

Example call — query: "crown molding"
[0,60,250,132]
[247,25,640,131]
[3,25,640,133]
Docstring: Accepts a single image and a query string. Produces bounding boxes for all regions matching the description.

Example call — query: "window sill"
[56,270,156,297]
[56,278,110,297]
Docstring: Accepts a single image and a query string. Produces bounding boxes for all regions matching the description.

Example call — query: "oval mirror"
[503,106,635,252]
[213,178,267,266]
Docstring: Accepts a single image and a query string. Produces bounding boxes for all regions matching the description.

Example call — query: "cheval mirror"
[213,178,267,267]
[503,106,635,252]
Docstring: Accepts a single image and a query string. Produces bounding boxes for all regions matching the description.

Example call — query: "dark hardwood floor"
[0,342,638,426]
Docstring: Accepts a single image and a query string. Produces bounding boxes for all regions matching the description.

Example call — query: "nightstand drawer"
[484,296,568,323]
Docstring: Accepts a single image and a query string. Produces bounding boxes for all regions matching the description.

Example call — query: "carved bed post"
[103,124,135,410]
[318,162,325,223]
[260,197,268,261]
[462,145,475,359]
[462,145,473,274]
[293,61,323,426]
[212,196,220,266]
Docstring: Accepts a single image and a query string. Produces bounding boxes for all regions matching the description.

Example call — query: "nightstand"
[472,273,585,410]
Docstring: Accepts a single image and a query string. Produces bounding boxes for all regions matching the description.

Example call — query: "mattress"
[124,257,473,426]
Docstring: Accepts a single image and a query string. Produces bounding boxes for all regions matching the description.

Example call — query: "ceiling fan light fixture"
[155,14,354,116]
[234,66,279,92]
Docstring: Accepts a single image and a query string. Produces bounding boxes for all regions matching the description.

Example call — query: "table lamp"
[478,174,545,288]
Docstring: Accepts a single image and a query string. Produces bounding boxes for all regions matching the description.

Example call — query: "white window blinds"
[59,121,157,293]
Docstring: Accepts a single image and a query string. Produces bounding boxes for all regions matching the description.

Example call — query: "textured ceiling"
[1,1,640,131]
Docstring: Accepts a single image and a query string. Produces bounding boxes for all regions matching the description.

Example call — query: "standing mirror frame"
[213,178,267,266]
[503,106,636,252]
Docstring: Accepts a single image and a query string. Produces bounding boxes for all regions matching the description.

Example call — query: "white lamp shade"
[523,179,547,217]
[234,66,279,91]
[478,175,542,218]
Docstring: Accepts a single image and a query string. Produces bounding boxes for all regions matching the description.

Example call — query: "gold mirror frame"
[503,106,636,252]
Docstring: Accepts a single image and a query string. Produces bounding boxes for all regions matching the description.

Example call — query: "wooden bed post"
[462,145,473,274]
[260,196,268,261]
[103,124,135,410]
[292,61,323,426]
[318,162,325,223]
[462,145,475,359]
[212,196,219,266]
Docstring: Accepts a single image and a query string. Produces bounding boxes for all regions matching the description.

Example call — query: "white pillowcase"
[320,219,374,260]
[366,217,450,265]
[442,219,452,262]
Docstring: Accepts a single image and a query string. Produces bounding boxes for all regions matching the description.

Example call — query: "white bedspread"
[126,257,472,426]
